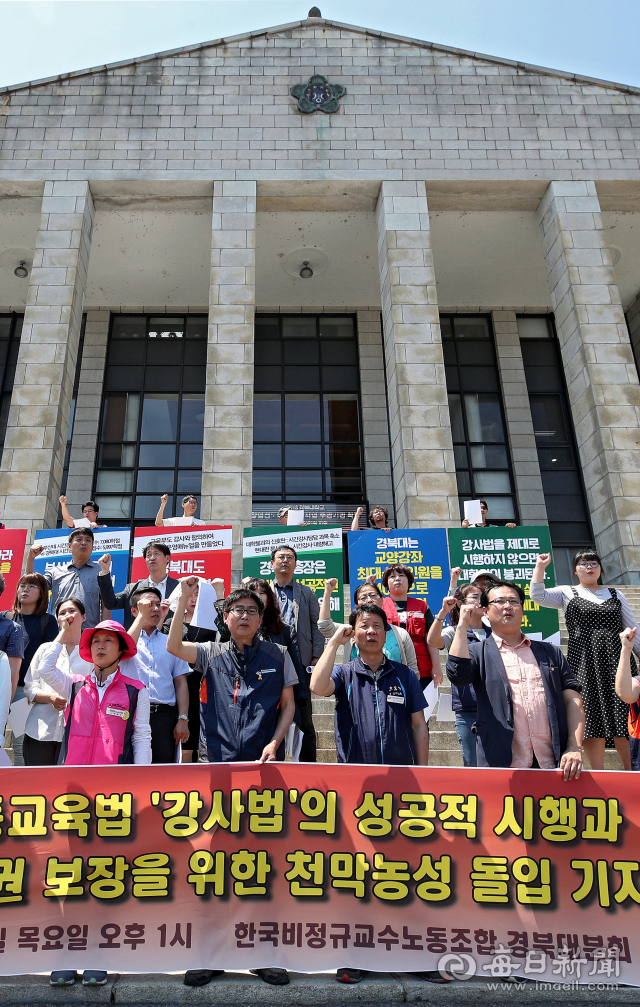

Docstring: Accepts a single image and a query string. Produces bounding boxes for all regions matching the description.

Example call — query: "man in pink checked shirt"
[447,579,585,780]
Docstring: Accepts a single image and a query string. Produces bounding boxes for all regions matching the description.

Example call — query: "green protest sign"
[447,525,560,644]
[242,525,344,623]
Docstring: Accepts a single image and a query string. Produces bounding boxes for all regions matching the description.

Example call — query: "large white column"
[537,181,640,581]
[202,181,256,574]
[356,309,395,520]
[492,311,548,526]
[0,180,93,536]
[375,181,458,527]
[65,309,109,512]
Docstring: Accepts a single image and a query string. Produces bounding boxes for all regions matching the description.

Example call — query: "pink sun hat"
[79,620,138,663]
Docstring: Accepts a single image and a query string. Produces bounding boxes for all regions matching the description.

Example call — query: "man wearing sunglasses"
[167,581,296,988]
[447,580,585,780]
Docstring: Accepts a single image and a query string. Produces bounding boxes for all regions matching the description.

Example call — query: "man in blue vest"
[311,602,429,985]
[167,578,296,987]
[311,603,429,765]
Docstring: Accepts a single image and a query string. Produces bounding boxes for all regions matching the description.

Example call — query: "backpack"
[3,612,51,641]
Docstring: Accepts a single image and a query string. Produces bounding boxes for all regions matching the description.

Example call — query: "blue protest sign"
[347,528,451,614]
[33,527,131,624]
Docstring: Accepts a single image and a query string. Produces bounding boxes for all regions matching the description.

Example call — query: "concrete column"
[356,309,395,521]
[202,181,255,574]
[537,181,640,581]
[0,180,93,535]
[375,180,458,527]
[492,310,548,525]
[625,291,640,371]
[65,309,109,512]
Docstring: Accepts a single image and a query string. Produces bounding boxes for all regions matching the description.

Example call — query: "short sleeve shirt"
[121,628,189,705]
[0,616,24,658]
[45,561,102,628]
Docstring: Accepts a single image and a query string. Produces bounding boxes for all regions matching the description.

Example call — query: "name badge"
[411,611,425,619]
[387,695,405,704]
[259,668,276,674]
[106,706,129,720]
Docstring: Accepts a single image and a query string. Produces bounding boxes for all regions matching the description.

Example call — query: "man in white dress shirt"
[123,586,190,763]
[155,494,205,527]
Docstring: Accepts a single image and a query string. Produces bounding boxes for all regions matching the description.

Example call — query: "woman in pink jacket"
[38,616,152,767]
[37,616,152,988]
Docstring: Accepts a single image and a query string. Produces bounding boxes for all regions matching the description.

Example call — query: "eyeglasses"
[229,606,260,617]
[488,598,523,608]
[275,555,294,563]
[576,562,599,569]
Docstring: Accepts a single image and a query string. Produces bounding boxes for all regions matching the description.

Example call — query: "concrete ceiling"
[0,197,637,315]
[0,200,41,308]
[430,210,552,309]
[86,206,212,308]
[602,212,640,308]
[255,211,380,307]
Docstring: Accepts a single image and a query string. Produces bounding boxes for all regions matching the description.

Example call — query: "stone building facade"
[0,11,638,581]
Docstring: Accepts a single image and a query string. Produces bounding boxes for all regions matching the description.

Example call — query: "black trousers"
[23,734,61,766]
[298,675,317,762]
[150,704,179,764]
[183,671,201,753]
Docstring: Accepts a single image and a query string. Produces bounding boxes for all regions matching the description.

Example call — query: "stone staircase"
[314,694,338,764]
[312,584,640,768]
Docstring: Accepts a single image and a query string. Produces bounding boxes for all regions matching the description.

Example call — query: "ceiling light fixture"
[14,261,28,279]
[299,261,313,278]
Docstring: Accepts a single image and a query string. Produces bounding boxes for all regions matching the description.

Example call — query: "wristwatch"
[177,714,188,721]
[435,615,446,623]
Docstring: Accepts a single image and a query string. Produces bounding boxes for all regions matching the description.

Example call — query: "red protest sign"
[132,525,232,596]
[0,763,638,983]
[0,528,27,604]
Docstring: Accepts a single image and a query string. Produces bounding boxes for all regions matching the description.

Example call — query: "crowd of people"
[1,495,639,986]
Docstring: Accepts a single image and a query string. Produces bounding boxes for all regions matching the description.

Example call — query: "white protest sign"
[464,500,483,525]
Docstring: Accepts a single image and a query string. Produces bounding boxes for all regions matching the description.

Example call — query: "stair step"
[427,749,464,767]
[428,730,459,750]
[313,713,334,731]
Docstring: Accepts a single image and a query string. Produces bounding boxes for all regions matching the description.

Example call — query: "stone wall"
[0,19,638,182]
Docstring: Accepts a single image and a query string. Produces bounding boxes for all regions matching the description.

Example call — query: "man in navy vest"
[311,602,429,986]
[311,603,429,765]
[167,579,296,988]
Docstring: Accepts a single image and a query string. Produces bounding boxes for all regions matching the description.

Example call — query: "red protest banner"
[0,764,637,984]
[132,526,232,596]
[0,528,27,604]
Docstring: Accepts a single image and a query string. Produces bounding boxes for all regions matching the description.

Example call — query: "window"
[0,313,23,455]
[441,314,517,523]
[95,315,206,524]
[253,315,364,503]
[518,315,593,553]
